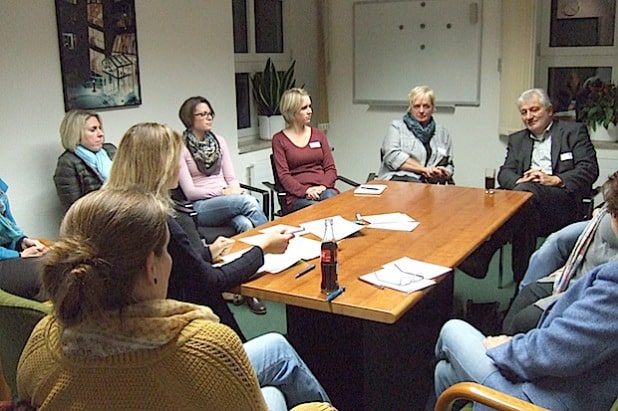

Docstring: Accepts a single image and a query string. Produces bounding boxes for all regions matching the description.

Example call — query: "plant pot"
[258,115,285,141]
[588,123,618,142]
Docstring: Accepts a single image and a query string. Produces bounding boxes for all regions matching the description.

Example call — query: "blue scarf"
[402,113,436,144]
[74,145,113,181]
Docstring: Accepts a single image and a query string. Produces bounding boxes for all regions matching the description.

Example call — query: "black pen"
[294,264,316,279]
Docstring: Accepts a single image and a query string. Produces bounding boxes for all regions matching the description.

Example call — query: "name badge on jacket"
[309,141,321,148]
[560,152,573,161]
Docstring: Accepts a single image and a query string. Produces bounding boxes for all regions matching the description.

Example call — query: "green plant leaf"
[250,58,300,116]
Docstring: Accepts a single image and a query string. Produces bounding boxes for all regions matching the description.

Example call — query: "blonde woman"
[53,109,116,210]
[17,188,332,410]
[377,85,454,183]
[104,123,291,339]
[272,88,339,212]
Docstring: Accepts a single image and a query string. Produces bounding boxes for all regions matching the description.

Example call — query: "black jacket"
[53,143,117,210]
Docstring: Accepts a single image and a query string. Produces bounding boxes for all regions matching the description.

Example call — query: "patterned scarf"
[61,299,219,359]
[403,112,436,144]
[553,206,608,294]
[183,131,221,175]
[74,145,113,181]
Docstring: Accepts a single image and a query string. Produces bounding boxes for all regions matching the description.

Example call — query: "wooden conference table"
[237,181,531,410]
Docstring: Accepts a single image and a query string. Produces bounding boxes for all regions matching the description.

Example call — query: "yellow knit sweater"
[17,300,330,411]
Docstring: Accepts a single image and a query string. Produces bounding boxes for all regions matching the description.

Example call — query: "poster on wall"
[55,0,142,111]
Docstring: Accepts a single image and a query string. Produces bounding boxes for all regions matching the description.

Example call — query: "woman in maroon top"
[272,88,339,212]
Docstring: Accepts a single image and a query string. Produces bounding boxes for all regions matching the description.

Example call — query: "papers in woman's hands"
[359,212,419,231]
[259,224,306,236]
[354,184,387,195]
[359,257,451,293]
[236,234,321,273]
[300,215,364,241]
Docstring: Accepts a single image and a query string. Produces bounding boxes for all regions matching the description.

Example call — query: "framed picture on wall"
[54,0,142,111]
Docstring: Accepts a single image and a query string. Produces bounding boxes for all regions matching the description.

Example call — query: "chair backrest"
[269,154,292,216]
[0,289,50,396]
[435,382,548,411]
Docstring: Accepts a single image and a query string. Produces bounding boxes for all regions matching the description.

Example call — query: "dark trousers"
[0,256,47,301]
[510,183,578,282]
[502,281,552,334]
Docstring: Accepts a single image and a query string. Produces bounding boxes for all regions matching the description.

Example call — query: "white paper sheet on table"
[300,215,363,241]
[354,184,387,195]
[359,256,451,293]
[360,212,419,231]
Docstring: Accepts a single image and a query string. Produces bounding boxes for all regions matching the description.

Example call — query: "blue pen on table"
[294,264,316,279]
[326,286,346,302]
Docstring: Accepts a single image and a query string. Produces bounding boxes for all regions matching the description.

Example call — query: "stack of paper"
[359,256,451,293]
[360,212,419,232]
[354,184,387,195]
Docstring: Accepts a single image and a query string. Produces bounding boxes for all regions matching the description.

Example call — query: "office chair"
[435,382,548,411]
[0,289,50,396]
[263,154,359,218]
[170,184,270,243]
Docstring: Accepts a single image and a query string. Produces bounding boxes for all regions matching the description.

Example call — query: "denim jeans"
[434,320,526,403]
[245,332,331,408]
[291,188,338,212]
[518,220,587,290]
[193,194,268,233]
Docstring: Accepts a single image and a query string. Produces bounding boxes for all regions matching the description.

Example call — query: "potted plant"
[251,58,299,140]
[579,81,618,142]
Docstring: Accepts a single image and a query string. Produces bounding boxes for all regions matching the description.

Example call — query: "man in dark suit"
[460,88,599,283]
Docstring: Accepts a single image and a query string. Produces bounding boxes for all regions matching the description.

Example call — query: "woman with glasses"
[53,109,116,211]
[177,96,270,314]
[273,88,339,212]
[17,188,333,410]
[377,85,454,184]
[177,96,268,233]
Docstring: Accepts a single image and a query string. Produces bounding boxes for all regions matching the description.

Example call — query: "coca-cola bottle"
[320,218,339,293]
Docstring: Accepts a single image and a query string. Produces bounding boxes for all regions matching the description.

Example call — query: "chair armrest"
[336,175,360,187]
[435,382,548,411]
[240,183,271,219]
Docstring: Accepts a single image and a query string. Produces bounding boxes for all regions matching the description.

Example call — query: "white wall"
[0,0,239,239]
[325,0,509,188]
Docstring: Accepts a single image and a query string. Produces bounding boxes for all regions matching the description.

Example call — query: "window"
[537,0,618,121]
[233,0,288,142]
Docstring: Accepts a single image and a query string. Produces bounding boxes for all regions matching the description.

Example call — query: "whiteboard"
[353,0,483,107]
